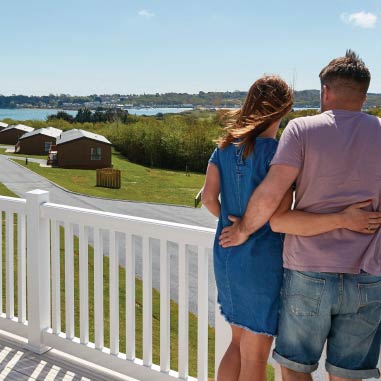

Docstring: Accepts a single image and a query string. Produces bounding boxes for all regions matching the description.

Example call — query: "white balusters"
[1,191,225,380]
[197,246,209,381]
[0,212,2,314]
[178,243,189,379]
[64,222,74,340]
[109,230,119,355]
[51,220,61,334]
[214,290,231,380]
[6,211,14,319]
[94,227,104,349]
[126,233,135,360]
[79,224,89,344]
[143,236,153,366]
[160,239,170,373]
[17,213,26,323]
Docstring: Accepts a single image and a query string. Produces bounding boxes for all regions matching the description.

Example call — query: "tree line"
[2,107,380,174]
[2,91,381,109]
[47,108,132,124]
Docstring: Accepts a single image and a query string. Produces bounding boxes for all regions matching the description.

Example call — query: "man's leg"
[273,270,332,379]
[329,376,360,381]
[281,365,313,381]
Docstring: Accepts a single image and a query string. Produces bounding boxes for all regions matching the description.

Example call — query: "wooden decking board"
[0,333,132,381]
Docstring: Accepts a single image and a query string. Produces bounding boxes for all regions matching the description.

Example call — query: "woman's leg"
[238,331,273,381]
[217,325,243,381]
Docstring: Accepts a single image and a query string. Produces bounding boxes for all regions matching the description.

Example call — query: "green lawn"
[0,183,18,197]
[12,150,205,206]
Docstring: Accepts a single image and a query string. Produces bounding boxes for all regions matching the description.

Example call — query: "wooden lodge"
[0,124,34,145]
[16,127,62,155]
[50,129,112,169]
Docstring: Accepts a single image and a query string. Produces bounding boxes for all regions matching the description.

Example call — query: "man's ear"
[322,84,330,102]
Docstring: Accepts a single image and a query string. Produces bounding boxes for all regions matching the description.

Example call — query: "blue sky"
[1,0,380,95]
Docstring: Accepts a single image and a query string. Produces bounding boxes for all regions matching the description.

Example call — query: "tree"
[75,108,93,123]
[47,111,74,123]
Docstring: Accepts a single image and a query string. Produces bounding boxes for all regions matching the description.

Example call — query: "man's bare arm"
[219,164,299,247]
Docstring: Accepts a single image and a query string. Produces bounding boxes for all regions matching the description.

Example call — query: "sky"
[1,0,380,95]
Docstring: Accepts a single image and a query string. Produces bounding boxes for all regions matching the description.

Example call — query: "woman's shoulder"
[255,137,279,148]
[253,138,278,156]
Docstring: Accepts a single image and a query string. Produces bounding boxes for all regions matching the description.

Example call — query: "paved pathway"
[0,155,218,322]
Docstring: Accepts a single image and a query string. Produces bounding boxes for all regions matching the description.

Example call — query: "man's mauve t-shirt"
[271,110,381,275]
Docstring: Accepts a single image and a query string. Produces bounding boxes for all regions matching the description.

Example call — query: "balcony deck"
[0,331,133,381]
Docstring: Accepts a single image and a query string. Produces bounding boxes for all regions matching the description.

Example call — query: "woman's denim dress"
[209,138,284,336]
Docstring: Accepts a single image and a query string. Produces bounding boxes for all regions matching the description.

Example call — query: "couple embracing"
[202,50,381,381]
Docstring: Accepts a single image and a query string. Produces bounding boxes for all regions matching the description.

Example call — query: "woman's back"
[209,138,284,336]
[214,139,277,218]
[210,138,282,245]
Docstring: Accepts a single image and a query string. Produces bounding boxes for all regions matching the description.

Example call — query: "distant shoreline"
[0,107,195,121]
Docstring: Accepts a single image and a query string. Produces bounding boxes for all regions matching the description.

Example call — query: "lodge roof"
[20,127,62,140]
[0,122,8,128]
[0,124,34,133]
[56,129,111,145]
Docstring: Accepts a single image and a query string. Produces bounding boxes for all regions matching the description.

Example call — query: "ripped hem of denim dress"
[217,302,277,338]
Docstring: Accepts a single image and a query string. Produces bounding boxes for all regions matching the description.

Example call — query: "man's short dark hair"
[319,50,370,97]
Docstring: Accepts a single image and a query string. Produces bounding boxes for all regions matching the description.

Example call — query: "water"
[0,107,192,121]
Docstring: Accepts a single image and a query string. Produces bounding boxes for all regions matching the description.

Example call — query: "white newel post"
[26,190,51,354]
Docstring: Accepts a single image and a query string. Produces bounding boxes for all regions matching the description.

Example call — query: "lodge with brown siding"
[0,124,34,145]
[16,127,62,155]
[55,129,112,169]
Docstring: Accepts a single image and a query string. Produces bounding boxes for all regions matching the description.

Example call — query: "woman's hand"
[340,201,381,234]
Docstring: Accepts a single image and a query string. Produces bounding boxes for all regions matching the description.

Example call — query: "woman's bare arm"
[201,163,221,218]
[270,189,381,236]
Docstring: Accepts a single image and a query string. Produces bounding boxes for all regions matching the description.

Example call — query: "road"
[0,154,218,323]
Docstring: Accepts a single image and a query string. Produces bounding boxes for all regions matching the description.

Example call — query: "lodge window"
[44,141,52,153]
[91,147,102,160]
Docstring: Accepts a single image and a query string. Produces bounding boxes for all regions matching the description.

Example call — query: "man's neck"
[322,102,363,112]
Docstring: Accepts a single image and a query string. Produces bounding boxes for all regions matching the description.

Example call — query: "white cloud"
[340,11,377,28]
[138,9,155,18]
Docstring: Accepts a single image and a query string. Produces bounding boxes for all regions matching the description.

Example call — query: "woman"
[202,75,376,381]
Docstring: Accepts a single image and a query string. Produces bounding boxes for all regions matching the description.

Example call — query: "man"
[219,50,381,381]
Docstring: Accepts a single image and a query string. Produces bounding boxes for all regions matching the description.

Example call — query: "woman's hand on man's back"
[340,200,381,234]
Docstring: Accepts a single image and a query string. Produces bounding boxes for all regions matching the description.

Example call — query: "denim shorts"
[273,269,381,379]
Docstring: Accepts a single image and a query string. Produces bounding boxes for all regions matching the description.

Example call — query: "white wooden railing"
[0,189,231,381]
[0,190,379,381]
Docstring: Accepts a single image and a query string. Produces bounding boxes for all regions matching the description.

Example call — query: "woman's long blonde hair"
[218,75,293,158]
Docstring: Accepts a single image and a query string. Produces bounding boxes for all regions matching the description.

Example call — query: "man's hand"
[340,200,381,234]
[219,216,250,248]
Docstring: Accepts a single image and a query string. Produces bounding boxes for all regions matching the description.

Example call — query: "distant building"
[0,124,34,145]
[16,127,62,155]
[52,129,112,169]
[0,122,8,131]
